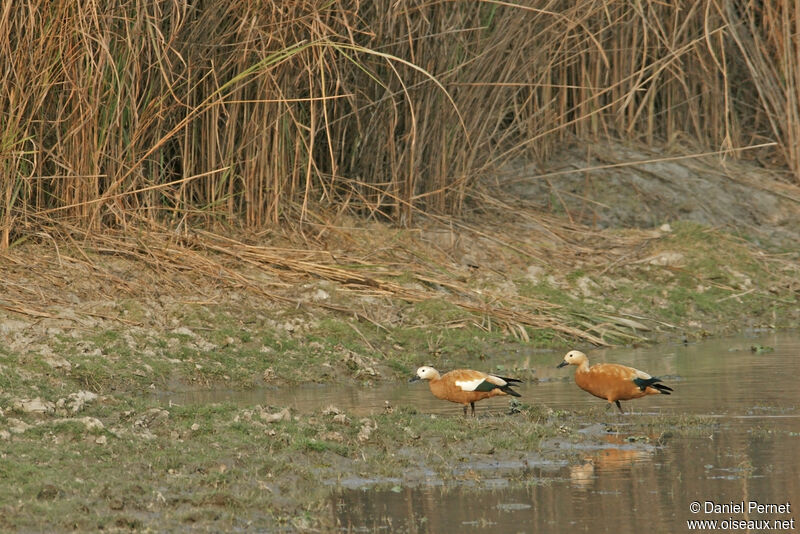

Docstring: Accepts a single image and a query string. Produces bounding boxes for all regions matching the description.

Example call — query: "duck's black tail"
[482,375,522,397]
[500,384,522,397]
[498,376,522,397]
[633,376,673,395]
[652,382,673,395]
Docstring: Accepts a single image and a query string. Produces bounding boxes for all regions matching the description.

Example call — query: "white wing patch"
[455,375,506,391]
[455,378,485,391]
[456,378,483,391]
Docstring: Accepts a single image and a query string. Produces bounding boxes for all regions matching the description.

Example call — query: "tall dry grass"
[719,1,800,175]
[0,0,797,246]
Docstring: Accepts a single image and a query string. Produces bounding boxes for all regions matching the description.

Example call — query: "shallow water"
[163,332,800,532]
[333,333,800,533]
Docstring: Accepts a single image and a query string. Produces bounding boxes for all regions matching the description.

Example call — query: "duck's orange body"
[410,366,522,416]
[558,350,672,413]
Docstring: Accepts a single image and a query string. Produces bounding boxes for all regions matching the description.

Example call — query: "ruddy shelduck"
[557,350,672,413]
[409,366,522,416]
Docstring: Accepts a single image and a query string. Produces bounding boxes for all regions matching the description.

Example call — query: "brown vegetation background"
[1,0,798,246]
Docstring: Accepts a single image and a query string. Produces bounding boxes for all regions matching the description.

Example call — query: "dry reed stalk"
[4,207,665,345]
[2,0,797,248]
[718,1,800,181]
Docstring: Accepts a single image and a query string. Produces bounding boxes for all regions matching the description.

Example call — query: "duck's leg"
[470,402,476,417]
[615,400,624,414]
[463,404,469,417]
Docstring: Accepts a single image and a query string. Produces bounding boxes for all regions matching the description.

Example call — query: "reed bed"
[1,0,797,242]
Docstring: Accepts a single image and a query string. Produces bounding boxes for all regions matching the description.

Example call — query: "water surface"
[162,332,800,533]
[329,333,800,533]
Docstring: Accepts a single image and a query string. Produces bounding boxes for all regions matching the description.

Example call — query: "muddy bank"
[5,330,796,532]
[3,332,798,531]
[0,392,704,531]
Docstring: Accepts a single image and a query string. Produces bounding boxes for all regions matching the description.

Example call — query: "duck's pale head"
[409,365,439,382]
[557,350,588,368]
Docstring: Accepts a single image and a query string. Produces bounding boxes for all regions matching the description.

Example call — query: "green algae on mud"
[0,386,717,532]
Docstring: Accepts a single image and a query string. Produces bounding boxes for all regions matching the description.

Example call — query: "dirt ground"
[499,141,800,245]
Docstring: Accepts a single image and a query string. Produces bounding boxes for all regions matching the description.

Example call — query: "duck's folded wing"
[454,371,510,392]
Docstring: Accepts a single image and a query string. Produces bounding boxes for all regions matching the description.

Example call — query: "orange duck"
[410,366,522,416]
[557,350,672,413]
